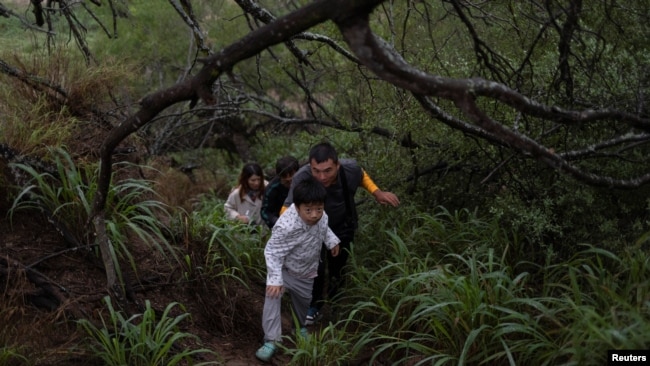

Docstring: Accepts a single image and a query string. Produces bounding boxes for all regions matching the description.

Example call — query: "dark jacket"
[261,176,290,229]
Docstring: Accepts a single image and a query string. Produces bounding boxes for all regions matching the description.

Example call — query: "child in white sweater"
[255,176,340,362]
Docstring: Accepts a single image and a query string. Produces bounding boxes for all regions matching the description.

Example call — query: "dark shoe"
[305,307,322,325]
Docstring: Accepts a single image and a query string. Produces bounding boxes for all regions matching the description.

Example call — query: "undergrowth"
[78,296,218,366]
[324,208,650,366]
[168,193,269,335]
[6,152,649,365]
[9,148,179,283]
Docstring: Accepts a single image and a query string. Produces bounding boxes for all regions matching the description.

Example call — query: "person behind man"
[261,156,300,229]
[255,175,340,362]
[224,162,266,226]
[282,142,400,325]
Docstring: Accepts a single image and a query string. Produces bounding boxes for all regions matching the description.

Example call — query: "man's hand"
[330,244,340,257]
[266,285,283,298]
[373,190,400,207]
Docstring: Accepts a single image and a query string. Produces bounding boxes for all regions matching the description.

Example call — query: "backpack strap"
[338,165,358,226]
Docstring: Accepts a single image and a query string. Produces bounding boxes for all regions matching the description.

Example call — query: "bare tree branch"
[0,58,68,99]
[546,0,582,101]
[234,0,312,66]
[559,132,650,160]
[57,0,96,65]
[334,9,650,188]
[168,0,212,57]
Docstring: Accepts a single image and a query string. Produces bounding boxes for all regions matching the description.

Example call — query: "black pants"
[310,237,352,310]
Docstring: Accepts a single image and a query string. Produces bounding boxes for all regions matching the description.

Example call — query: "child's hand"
[330,244,340,257]
[266,285,283,298]
[237,215,250,224]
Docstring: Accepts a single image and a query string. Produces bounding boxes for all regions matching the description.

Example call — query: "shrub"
[78,296,218,366]
[9,148,179,283]
[342,210,650,365]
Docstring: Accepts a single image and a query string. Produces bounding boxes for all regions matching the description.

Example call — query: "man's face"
[296,202,325,226]
[280,172,294,188]
[310,158,339,187]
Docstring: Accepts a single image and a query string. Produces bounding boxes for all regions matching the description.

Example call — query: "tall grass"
[178,193,267,285]
[9,148,179,282]
[78,296,218,365]
[335,209,650,365]
[0,47,136,156]
[172,196,650,365]
[284,322,355,365]
[172,193,268,334]
[539,246,650,364]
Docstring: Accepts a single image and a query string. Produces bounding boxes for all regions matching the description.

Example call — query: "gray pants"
[262,268,313,342]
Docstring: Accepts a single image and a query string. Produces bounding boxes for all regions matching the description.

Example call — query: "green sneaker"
[255,342,277,362]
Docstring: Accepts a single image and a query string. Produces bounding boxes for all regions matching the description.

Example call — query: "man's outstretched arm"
[361,169,400,207]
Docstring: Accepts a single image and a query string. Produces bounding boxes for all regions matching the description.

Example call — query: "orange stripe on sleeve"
[361,169,379,194]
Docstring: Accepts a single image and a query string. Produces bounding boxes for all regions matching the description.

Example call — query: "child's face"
[247,174,262,190]
[296,202,325,226]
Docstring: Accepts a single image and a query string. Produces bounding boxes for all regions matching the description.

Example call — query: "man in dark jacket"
[282,142,400,324]
[261,156,300,229]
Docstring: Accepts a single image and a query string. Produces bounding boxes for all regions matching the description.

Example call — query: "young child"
[255,175,340,362]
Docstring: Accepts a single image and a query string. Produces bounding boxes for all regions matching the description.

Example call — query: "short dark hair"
[309,142,338,164]
[276,156,299,177]
[293,175,326,206]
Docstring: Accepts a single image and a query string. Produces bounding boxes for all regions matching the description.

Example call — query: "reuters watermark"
[608,350,649,365]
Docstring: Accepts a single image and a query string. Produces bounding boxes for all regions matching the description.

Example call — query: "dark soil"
[0,196,297,365]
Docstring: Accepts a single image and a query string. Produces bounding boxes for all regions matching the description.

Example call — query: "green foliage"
[0,345,28,365]
[2,0,649,363]
[284,323,354,366]
[0,96,76,155]
[250,131,316,169]
[205,222,267,284]
[78,296,218,366]
[340,210,650,365]
[86,0,245,93]
[9,148,179,279]
[178,193,267,285]
[91,1,192,88]
[486,173,650,259]
[167,193,268,335]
